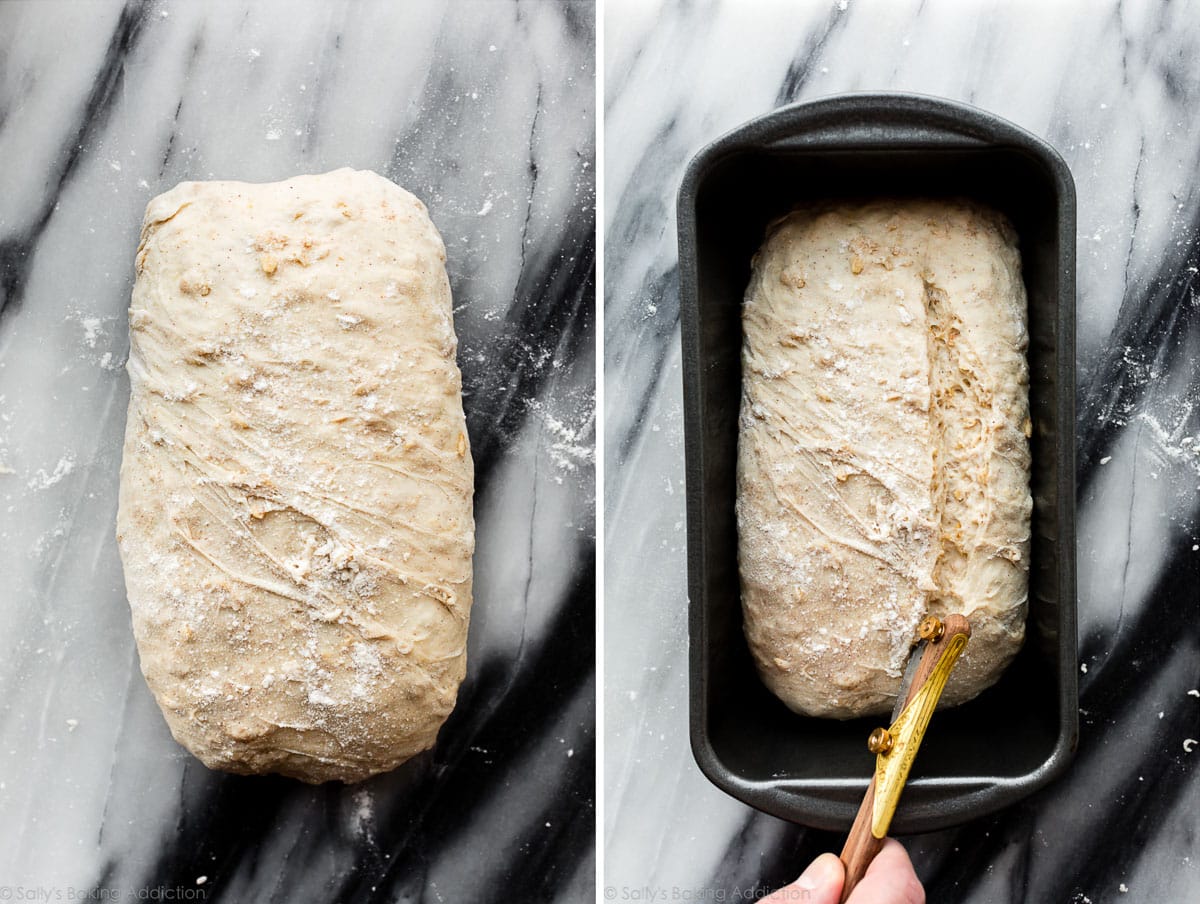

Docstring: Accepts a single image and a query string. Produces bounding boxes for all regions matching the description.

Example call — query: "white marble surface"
[604,0,1200,901]
[0,1,594,901]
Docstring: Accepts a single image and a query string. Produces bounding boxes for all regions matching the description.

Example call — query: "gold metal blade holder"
[868,614,969,837]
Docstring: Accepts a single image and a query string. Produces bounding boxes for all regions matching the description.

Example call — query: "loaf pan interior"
[679,94,1077,833]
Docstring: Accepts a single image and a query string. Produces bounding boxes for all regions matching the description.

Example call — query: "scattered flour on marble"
[352,787,375,838]
[1136,410,1200,475]
[33,521,67,558]
[526,399,595,474]
[1099,346,1200,543]
[81,317,104,347]
[28,456,75,490]
[476,199,494,216]
[64,310,124,371]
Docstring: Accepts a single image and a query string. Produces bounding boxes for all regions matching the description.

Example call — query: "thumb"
[780,852,845,904]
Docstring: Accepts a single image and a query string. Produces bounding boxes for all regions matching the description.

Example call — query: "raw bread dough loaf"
[117,169,474,781]
[738,199,1031,719]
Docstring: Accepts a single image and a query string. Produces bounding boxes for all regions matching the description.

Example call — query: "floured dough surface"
[117,168,474,781]
[738,199,1031,719]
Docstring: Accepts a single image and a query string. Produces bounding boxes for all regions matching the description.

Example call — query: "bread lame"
[838,614,972,902]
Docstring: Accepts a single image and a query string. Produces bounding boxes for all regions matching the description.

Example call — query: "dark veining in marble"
[773,5,848,107]
[1078,206,1200,470]
[460,220,595,483]
[0,0,149,318]
[516,87,544,294]
[157,34,205,178]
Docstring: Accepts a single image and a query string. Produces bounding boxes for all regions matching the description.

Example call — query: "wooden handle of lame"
[838,780,885,902]
[837,614,971,902]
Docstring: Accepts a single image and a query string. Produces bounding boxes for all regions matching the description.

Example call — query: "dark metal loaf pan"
[677,93,1077,833]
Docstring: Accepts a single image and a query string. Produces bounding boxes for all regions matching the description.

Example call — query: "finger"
[846,838,924,904]
[762,852,845,904]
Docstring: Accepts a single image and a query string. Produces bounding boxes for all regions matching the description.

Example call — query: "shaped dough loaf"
[117,169,474,781]
[738,199,1031,719]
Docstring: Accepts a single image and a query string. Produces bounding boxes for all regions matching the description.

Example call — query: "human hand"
[760,839,924,904]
